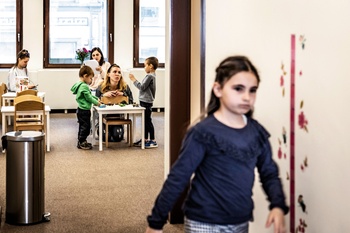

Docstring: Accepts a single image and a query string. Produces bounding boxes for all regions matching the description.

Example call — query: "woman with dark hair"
[89,47,111,91]
[7,49,36,92]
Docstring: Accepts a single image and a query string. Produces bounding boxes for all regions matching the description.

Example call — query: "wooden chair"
[14,98,45,132]
[16,89,38,97]
[100,96,132,148]
[101,95,128,105]
[14,95,41,104]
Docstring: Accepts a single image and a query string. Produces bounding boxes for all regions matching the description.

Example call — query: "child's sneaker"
[77,141,92,150]
[133,139,142,147]
[145,140,158,149]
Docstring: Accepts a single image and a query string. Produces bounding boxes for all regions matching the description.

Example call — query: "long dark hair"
[90,47,106,66]
[206,55,260,117]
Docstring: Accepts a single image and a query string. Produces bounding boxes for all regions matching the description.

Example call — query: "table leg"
[141,110,145,149]
[99,113,103,151]
[132,114,136,144]
[91,110,95,143]
[2,114,5,135]
[46,113,50,152]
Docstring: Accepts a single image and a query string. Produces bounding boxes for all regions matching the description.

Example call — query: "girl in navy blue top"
[146,56,289,233]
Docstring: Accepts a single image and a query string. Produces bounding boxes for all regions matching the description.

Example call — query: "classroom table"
[1,105,51,152]
[92,105,145,151]
[2,91,46,106]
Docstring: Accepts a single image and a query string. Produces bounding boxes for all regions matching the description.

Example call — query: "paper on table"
[84,59,100,76]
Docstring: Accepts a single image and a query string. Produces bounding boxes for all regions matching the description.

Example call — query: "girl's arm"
[7,68,17,92]
[256,140,289,214]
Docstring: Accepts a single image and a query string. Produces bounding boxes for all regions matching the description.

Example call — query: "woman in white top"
[7,49,36,92]
[88,47,111,91]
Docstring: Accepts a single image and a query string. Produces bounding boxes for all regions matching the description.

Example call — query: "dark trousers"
[77,108,91,143]
[140,101,155,140]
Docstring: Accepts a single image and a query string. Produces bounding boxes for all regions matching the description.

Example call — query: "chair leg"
[105,124,109,148]
[129,123,132,147]
[125,124,129,145]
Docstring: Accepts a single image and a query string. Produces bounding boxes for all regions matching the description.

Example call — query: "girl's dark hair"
[90,47,106,66]
[206,55,260,117]
[16,49,30,66]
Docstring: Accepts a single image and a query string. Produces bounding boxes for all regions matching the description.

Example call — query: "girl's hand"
[145,227,162,233]
[265,208,286,233]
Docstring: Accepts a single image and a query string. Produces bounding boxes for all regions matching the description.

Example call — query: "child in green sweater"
[71,66,101,149]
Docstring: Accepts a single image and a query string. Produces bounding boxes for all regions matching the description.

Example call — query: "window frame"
[43,0,114,68]
[0,0,23,69]
[133,0,165,68]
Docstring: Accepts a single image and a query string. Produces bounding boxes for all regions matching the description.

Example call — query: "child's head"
[207,56,260,117]
[144,57,159,72]
[79,65,94,85]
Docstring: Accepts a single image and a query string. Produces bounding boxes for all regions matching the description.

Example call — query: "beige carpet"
[0,112,184,232]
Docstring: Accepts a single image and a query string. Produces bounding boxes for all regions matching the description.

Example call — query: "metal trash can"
[5,131,50,225]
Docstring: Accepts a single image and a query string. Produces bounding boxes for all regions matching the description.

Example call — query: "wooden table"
[2,92,46,106]
[1,105,51,152]
[92,105,145,151]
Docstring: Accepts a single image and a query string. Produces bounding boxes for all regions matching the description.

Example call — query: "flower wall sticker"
[296,218,308,233]
[299,35,306,50]
[301,156,308,171]
[280,62,287,97]
[298,100,309,132]
[298,195,307,213]
[282,127,287,145]
[75,47,90,64]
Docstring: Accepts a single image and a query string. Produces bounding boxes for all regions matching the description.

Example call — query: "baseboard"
[51,108,164,114]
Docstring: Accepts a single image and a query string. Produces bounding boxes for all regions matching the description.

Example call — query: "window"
[134,0,165,68]
[0,0,23,68]
[43,0,114,68]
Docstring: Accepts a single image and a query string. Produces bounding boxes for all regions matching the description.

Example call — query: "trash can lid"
[6,131,45,142]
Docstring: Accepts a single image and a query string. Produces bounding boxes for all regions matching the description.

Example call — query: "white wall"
[205,0,350,232]
[0,0,165,110]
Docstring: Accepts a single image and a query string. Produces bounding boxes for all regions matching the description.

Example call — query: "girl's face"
[91,50,101,62]
[213,71,258,116]
[108,66,122,84]
[18,57,30,69]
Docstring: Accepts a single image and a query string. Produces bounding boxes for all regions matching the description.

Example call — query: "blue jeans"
[184,217,249,233]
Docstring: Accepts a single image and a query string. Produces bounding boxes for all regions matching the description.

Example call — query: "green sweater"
[71,81,99,110]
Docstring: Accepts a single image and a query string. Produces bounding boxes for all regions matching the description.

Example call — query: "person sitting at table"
[7,49,37,92]
[95,64,133,142]
[89,47,111,92]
